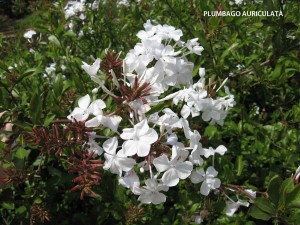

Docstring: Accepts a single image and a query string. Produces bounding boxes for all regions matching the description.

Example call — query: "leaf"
[48,35,61,47]
[254,197,276,215]
[30,92,42,125]
[236,155,244,176]
[16,206,27,215]
[44,114,56,127]
[220,43,239,65]
[267,175,283,207]
[286,184,300,208]
[15,147,30,159]
[1,202,15,210]
[54,73,63,97]
[248,205,272,221]
[278,178,294,208]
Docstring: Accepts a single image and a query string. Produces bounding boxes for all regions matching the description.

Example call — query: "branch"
[229,60,270,78]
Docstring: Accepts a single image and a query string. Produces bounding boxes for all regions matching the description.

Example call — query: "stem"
[229,60,270,78]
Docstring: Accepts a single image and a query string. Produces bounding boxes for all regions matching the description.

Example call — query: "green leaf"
[267,175,283,207]
[15,147,30,159]
[16,206,27,215]
[220,43,239,65]
[254,197,276,215]
[54,73,63,97]
[48,35,61,47]
[30,92,42,124]
[44,114,56,127]
[286,184,300,208]
[204,125,218,138]
[278,178,294,208]
[236,155,244,176]
[1,202,15,210]
[248,205,272,221]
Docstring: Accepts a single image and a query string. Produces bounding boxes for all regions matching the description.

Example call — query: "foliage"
[0,0,300,224]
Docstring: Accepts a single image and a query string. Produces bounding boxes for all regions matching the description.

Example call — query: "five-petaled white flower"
[120,119,158,157]
[200,145,227,158]
[134,178,169,204]
[103,137,136,176]
[153,146,193,187]
[67,94,105,121]
[190,166,221,196]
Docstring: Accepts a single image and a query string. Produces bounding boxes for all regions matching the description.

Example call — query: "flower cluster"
[67,20,235,205]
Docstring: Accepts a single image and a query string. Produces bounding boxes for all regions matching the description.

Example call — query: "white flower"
[45,63,56,75]
[119,169,140,193]
[226,199,249,216]
[153,146,193,187]
[86,115,122,132]
[188,131,204,166]
[134,178,169,204]
[87,137,103,156]
[120,119,158,157]
[24,30,36,39]
[68,95,105,122]
[244,189,256,203]
[103,137,136,176]
[190,166,221,196]
[200,145,227,158]
[67,94,92,121]
[81,58,101,83]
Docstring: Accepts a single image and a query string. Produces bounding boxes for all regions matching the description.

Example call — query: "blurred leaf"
[48,35,61,48]
[248,205,272,221]
[267,175,283,207]
[15,147,30,159]
[30,92,42,124]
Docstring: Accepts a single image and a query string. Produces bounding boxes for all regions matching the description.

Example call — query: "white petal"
[136,141,151,157]
[116,156,136,172]
[175,161,193,179]
[102,115,122,132]
[78,94,91,110]
[122,140,138,156]
[190,170,205,184]
[215,145,227,155]
[120,128,134,140]
[161,168,179,187]
[206,166,218,178]
[200,181,211,196]
[135,119,149,137]
[81,58,101,77]
[153,155,170,172]
[180,105,190,119]
[139,128,158,144]
[85,116,102,127]
[151,192,167,204]
[103,137,118,155]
